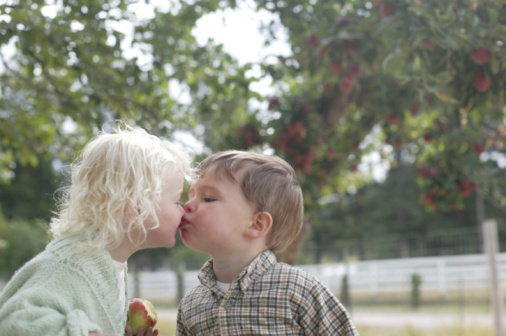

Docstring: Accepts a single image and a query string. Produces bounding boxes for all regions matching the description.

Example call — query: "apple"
[337,17,350,27]
[427,168,437,179]
[387,115,399,124]
[345,41,356,55]
[307,35,320,48]
[410,104,419,116]
[423,194,435,207]
[417,166,428,178]
[422,39,436,50]
[351,63,363,78]
[340,73,355,94]
[330,60,341,74]
[455,179,477,197]
[473,73,491,92]
[472,143,485,155]
[471,47,490,64]
[318,45,333,57]
[380,3,395,18]
[126,298,158,334]
[268,97,280,110]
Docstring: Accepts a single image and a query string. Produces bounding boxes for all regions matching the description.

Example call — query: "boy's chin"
[178,230,201,250]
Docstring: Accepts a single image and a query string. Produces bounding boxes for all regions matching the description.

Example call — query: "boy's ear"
[247,211,273,238]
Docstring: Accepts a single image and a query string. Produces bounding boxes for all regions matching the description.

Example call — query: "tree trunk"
[395,149,410,258]
[476,186,485,253]
[358,236,366,260]
[313,230,323,264]
[275,218,311,265]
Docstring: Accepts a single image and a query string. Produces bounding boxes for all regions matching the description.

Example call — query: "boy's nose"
[184,201,194,213]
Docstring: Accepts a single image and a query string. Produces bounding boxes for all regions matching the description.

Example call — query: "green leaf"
[382,48,407,75]
[490,54,500,75]
[434,90,458,104]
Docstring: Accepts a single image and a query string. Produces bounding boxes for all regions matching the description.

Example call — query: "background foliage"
[0,0,505,273]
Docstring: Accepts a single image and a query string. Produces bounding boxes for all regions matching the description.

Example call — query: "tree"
[1,0,505,264]
[0,0,255,174]
[0,156,58,220]
[305,163,506,263]
[250,0,506,262]
[0,216,51,278]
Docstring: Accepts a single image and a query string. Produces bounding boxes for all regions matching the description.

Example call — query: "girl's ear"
[247,211,273,238]
[124,203,139,225]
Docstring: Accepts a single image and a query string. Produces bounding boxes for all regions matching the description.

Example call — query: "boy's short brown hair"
[197,150,304,253]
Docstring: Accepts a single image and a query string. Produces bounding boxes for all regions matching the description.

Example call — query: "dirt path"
[350,310,495,331]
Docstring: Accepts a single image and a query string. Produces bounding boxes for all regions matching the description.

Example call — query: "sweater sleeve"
[0,254,120,336]
[0,300,102,336]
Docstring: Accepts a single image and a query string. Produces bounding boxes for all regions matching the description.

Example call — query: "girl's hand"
[125,325,159,336]
[87,326,158,336]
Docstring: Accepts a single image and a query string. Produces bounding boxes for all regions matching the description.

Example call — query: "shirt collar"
[198,250,277,294]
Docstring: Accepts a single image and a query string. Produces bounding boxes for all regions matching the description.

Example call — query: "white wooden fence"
[127,253,506,302]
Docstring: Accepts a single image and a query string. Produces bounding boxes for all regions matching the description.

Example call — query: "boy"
[177,150,359,335]
[0,122,193,336]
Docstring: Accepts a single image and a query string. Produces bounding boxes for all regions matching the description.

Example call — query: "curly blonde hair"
[50,122,193,252]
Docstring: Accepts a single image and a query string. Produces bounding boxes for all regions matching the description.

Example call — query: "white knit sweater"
[0,234,128,336]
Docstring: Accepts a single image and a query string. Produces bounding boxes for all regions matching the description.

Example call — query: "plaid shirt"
[177,250,360,335]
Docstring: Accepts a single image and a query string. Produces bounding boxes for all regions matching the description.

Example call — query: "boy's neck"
[211,248,268,283]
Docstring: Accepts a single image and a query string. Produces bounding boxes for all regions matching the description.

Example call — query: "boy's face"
[179,166,257,256]
[145,171,185,249]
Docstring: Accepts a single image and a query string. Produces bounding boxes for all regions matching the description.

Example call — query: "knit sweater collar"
[47,234,128,327]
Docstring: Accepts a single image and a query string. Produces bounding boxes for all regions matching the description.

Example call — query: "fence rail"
[128,252,506,303]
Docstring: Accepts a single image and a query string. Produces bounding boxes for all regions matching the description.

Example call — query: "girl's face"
[145,171,185,249]
[179,167,257,258]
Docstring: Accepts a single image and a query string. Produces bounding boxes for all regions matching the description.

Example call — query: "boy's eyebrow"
[189,183,221,197]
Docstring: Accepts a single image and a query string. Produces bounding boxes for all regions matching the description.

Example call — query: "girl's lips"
[179,218,190,229]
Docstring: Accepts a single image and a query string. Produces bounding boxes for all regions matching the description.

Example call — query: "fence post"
[410,273,422,310]
[482,219,503,336]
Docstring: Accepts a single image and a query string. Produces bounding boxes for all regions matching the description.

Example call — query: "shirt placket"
[217,286,235,335]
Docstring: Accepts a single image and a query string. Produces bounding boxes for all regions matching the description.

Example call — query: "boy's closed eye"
[203,197,216,202]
